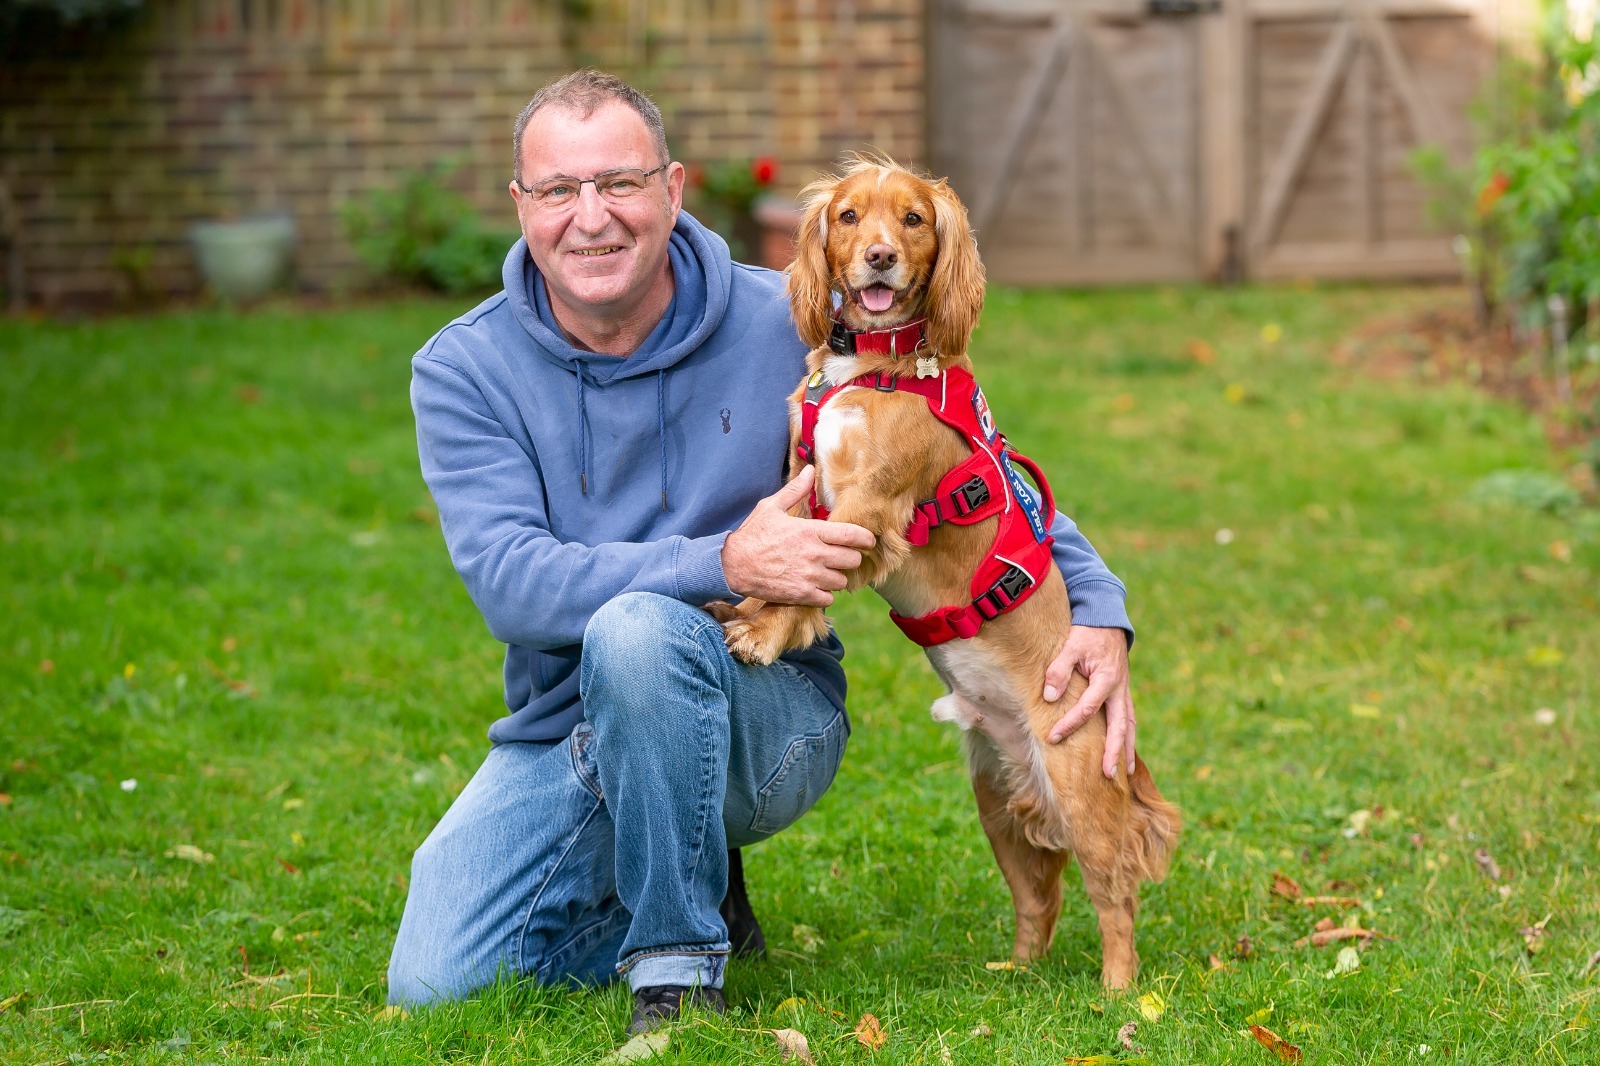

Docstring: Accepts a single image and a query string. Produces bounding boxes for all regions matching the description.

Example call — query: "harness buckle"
[828,322,855,356]
[974,565,1034,620]
[953,475,991,515]
[872,372,898,391]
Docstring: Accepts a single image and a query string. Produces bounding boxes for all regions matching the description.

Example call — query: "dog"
[706,157,1180,989]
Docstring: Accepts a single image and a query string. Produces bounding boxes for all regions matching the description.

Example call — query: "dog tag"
[915,355,940,379]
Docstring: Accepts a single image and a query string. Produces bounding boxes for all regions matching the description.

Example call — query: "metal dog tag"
[915,354,940,379]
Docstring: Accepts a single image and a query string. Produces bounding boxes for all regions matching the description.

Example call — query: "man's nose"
[864,244,898,270]
[572,181,611,230]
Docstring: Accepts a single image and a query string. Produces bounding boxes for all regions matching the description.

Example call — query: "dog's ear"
[925,178,986,357]
[786,177,838,350]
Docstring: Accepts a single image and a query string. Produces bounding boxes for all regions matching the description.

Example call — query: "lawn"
[1,284,1596,1064]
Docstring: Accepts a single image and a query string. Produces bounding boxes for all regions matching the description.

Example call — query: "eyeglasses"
[515,164,670,209]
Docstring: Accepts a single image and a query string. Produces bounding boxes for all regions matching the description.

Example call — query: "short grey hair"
[513,69,670,182]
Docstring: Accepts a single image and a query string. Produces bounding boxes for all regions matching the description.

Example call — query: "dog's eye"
[839,209,858,225]
[904,212,923,227]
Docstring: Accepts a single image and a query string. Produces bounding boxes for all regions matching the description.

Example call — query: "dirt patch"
[1334,297,1599,495]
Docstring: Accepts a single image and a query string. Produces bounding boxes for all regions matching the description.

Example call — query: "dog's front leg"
[719,486,917,666]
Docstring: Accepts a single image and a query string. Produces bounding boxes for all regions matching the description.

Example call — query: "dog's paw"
[721,617,784,666]
[702,601,742,624]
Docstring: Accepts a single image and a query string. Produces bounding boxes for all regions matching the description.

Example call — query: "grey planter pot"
[188,213,295,302]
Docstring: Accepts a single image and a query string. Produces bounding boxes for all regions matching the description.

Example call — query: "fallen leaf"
[1194,764,1214,781]
[374,1005,408,1021]
[1244,1006,1273,1025]
[1313,917,1336,933]
[1271,873,1303,900]
[1209,953,1228,971]
[1224,383,1248,404]
[276,857,300,875]
[1235,934,1255,958]
[1063,1057,1123,1065]
[774,996,805,1014]
[1519,916,1550,954]
[1533,708,1557,726]
[1473,847,1501,881]
[1349,703,1381,719]
[985,960,1017,971]
[1260,323,1283,344]
[1294,927,1378,948]
[1137,990,1166,1022]
[1343,809,1372,838]
[970,1023,993,1037]
[165,844,214,864]
[600,1030,670,1063]
[1550,540,1572,562]
[1186,338,1216,365]
[770,1028,816,1064]
[855,1012,887,1050]
[1117,1020,1145,1053]
[0,794,10,807]
[791,924,824,954]
[1298,896,1362,908]
[1248,1024,1303,1063]
[0,991,30,1014]
[1526,645,1564,666]
[1326,946,1362,978]
[1578,948,1600,978]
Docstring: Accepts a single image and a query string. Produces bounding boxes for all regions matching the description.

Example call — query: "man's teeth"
[574,247,621,256]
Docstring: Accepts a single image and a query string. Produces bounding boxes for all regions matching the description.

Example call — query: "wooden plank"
[1251,19,1355,251]
[1359,8,1444,145]
[1081,28,1177,242]
[971,18,1074,238]
[1256,237,1458,278]
[1354,38,1377,245]
[1200,0,1247,278]
[1249,0,1481,21]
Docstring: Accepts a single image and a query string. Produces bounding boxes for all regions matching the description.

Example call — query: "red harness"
[795,329,1057,647]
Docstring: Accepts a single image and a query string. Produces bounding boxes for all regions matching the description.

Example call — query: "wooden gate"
[928,0,1503,284]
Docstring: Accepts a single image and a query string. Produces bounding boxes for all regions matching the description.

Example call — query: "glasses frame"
[514,163,671,208]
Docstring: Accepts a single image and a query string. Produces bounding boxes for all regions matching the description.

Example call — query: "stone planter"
[752,196,802,271]
[188,212,295,302]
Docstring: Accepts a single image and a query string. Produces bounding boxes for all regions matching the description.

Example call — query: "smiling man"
[387,70,1137,1037]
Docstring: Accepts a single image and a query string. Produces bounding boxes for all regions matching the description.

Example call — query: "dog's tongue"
[860,285,896,313]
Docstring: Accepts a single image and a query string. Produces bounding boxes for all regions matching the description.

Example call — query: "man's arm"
[414,357,872,650]
[1042,508,1138,779]
[414,355,733,650]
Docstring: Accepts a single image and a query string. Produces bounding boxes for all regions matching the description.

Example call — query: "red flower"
[1476,171,1510,217]
[751,156,778,185]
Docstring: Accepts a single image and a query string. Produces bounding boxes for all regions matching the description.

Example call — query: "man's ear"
[786,176,840,350]
[665,161,686,217]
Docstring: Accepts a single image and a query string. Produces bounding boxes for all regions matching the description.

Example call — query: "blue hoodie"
[411,212,1132,744]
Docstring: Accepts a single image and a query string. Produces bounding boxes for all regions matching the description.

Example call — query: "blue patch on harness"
[1002,453,1051,543]
[971,386,999,445]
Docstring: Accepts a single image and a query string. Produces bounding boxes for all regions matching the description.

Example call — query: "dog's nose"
[864,244,898,270]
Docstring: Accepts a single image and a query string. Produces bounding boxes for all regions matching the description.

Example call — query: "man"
[387,69,1140,1036]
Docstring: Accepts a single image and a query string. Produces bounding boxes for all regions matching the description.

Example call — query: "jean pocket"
[750,711,848,836]
[569,721,604,801]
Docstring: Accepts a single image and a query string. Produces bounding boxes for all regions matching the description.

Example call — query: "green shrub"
[340,160,518,295]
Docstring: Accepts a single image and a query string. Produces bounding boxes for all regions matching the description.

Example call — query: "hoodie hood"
[502,211,734,380]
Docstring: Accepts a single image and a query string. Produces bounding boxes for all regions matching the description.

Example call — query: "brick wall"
[0,0,924,309]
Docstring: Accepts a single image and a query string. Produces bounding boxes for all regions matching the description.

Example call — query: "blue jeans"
[387,592,849,1005]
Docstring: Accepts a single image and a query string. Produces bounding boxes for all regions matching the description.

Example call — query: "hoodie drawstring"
[657,369,668,511]
[575,363,589,496]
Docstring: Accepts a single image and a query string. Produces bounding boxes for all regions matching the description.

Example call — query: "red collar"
[828,315,928,357]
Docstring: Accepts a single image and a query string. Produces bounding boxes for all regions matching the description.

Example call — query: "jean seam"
[515,790,606,978]
[620,946,731,970]
[536,905,625,985]
[751,710,846,835]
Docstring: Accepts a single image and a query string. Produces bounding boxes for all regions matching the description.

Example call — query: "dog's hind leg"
[971,767,1067,963]
[1074,824,1140,990]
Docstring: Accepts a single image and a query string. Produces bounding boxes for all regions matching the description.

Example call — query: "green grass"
[2,284,1597,1064]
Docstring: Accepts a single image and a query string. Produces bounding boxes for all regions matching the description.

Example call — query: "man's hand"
[1042,625,1136,778]
[722,466,875,607]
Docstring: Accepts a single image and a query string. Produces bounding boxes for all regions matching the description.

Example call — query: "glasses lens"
[535,181,577,207]
[596,171,647,200]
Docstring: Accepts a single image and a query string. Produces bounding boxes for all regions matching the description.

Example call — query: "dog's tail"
[1123,756,1181,884]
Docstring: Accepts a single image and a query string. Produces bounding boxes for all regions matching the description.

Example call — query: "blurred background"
[0,0,1589,321]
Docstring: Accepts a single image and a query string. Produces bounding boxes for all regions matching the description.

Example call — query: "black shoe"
[627,984,726,1035]
[720,847,767,959]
